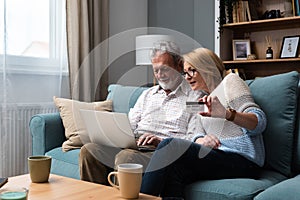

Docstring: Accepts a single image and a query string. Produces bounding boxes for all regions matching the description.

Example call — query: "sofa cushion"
[254,174,300,200]
[53,96,113,151]
[246,71,299,177]
[46,147,80,180]
[293,80,300,174]
[185,170,286,200]
[106,84,148,113]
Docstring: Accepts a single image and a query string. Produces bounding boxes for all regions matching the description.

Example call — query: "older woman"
[140,48,267,198]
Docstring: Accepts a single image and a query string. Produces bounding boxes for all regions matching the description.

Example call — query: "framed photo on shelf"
[279,35,300,58]
[232,39,251,60]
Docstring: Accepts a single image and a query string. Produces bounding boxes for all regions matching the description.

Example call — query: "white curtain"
[0,0,69,177]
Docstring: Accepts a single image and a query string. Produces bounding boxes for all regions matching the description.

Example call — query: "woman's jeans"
[140,138,259,198]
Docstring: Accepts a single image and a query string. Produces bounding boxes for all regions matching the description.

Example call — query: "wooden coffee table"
[3,174,161,199]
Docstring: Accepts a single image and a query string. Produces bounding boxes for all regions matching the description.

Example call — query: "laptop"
[79,109,156,151]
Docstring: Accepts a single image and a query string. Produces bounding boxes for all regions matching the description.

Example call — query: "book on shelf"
[232,0,251,23]
[232,3,238,23]
[245,1,251,22]
[292,0,296,16]
[295,0,300,16]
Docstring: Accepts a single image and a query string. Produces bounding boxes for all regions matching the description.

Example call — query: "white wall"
[108,0,216,85]
[108,0,150,86]
[194,0,216,50]
[109,0,148,36]
[148,0,215,51]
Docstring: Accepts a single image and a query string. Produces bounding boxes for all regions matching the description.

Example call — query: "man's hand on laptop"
[137,133,162,147]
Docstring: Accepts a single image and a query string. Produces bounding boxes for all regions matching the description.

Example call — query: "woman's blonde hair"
[183,48,226,92]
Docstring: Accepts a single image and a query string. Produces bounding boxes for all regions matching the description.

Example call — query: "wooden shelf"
[219,0,300,78]
[223,59,300,79]
[224,58,300,64]
[222,16,300,32]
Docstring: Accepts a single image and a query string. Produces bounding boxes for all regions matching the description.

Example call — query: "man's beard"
[158,75,182,91]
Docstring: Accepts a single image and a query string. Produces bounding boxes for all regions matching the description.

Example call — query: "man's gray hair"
[150,40,182,66]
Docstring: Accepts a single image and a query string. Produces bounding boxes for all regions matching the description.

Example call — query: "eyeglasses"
[182,69,197,78]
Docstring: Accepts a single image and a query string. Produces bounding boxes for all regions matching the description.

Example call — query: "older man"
[79,40,204,184]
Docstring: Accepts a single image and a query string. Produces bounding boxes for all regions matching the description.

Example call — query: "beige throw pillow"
[53,96,113,151]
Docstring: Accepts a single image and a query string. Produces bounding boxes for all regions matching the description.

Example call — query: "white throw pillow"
[53,96,113,151]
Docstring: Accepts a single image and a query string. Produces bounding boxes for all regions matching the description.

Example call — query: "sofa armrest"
[29,113,65,155]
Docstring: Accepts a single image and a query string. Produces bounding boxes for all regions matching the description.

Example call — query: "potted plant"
[219,0,239,26]
[217,0,238,36]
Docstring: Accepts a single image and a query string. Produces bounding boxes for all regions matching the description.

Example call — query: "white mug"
[108,163,143,199]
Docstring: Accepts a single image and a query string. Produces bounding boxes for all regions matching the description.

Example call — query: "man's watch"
[226,108,236,121]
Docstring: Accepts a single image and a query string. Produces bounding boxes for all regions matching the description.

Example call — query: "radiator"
[0,103,58,177]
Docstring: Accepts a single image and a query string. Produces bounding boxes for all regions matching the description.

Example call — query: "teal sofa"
[29,71,300,200]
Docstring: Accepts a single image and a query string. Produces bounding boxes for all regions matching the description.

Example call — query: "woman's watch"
[226,108,236,121]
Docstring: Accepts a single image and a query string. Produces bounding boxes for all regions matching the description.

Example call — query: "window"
[0,0,67,73]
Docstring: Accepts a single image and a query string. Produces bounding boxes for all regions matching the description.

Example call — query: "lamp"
[135,34,176,86]
[135,34,175,65]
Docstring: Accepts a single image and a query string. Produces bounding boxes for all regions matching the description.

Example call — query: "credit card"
[186,101,207,114]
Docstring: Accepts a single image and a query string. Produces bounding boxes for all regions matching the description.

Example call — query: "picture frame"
[232,39,251,60]
[279,35,300,58]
